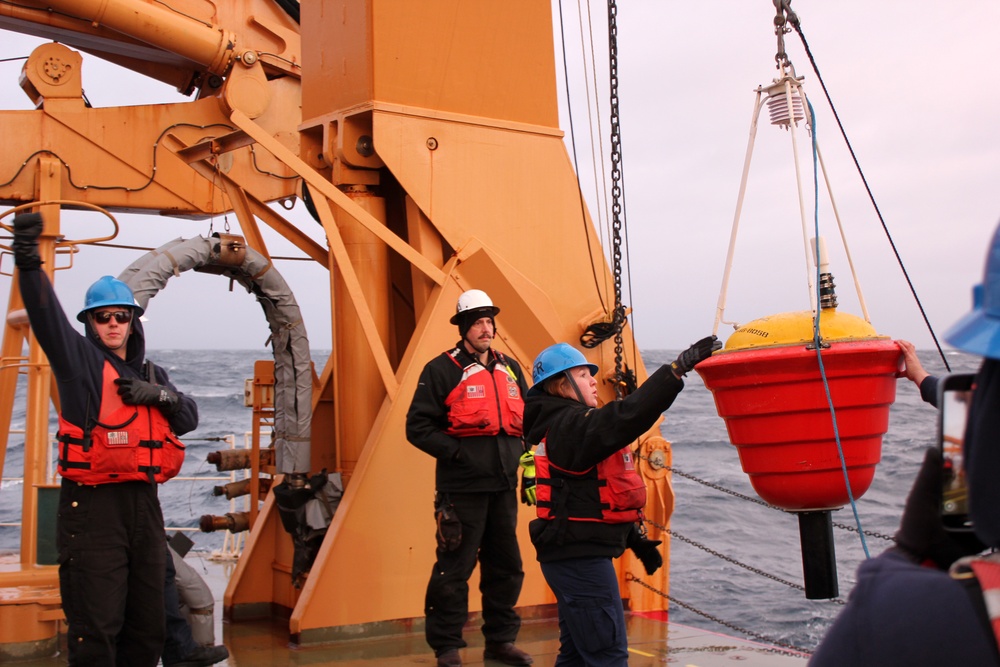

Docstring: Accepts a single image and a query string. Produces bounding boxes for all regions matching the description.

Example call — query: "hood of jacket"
[523,391,587,447]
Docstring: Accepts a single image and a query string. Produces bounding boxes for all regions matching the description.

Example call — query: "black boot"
[165,644,230,667]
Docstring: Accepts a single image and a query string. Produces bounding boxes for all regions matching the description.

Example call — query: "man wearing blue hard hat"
[9,213,216,666]
[523,336,719,666]
[811,222,1000,666]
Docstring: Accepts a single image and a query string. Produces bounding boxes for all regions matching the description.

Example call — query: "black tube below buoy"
[797,510,838,599]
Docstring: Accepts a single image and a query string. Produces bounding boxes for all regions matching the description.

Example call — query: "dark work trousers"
[161,543,198,665]
[425,490,524,655]
[57,479,167,667]
[540,556,628,667]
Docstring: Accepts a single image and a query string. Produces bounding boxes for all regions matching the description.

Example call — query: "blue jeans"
[540,557,628,667]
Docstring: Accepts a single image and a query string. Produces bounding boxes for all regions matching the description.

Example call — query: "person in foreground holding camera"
[810,221,1000,666]
[523,337,719,666]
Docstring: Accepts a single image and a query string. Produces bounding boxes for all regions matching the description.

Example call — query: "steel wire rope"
[555,0,610,316]
[576,0,614,283]
[785,13,951,373]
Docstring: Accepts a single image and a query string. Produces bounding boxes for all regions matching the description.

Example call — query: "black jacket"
[809,549,999,666]
[918,374,940,407]
[523,363,684,562]
[18,269,198,439]
[406,344,528,493]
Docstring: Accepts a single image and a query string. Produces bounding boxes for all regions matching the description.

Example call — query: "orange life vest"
[442,350,524,437]
[57,360,186,484]
[534,438,646,524]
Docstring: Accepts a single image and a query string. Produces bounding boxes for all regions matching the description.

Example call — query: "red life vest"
[57,360,186,484]
[534,437,646,524]
[442,349,524,437]
[964,555,1000,652]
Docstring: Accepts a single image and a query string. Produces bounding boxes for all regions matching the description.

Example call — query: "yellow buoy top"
[723,309,888,352]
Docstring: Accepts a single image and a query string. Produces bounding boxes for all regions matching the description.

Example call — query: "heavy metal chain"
[666,463,777,510]
[644,517,847,604]
[636,450,896,543]
[625,574,812,657]
[606,0,627,398]
[831,520,895,543]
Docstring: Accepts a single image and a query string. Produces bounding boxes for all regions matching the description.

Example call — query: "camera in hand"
[938,373,975,532]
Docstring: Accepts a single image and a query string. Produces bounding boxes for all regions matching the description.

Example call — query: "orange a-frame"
[0,0,673,652]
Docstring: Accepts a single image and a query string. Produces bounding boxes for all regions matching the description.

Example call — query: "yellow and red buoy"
[696,308,901,598]
[697,309,901,510]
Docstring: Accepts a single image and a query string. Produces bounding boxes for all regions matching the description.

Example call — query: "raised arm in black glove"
[115,377,181,415]
[11,213,43,271]
[894,446,985,569]
[670,335,722,377]
[627,524,663,575]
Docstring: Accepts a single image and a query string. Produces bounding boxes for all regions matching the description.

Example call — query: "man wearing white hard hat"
[406,290,533,667]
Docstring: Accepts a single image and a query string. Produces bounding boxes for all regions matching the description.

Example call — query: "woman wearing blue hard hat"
[811,222,1000,667]
[522,336,719,666]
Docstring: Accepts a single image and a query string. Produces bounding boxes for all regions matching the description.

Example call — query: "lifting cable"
[806,96,870,558]
[557,0,637,395]
[778,0,951,372]
[555,0,612,319]
[605,0,627,381]
[580,0,636,397]
[773,0,872,557]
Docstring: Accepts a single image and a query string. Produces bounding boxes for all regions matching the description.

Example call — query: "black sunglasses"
[92,310,133,325]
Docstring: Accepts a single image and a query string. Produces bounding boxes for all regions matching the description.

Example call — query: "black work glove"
[627,526,663,575]
[894,447,985,569]
[11,213,43,270]
[670,335,722,377]
[114,377,181,414]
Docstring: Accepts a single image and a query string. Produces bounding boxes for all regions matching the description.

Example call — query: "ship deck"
[8,555,810,666]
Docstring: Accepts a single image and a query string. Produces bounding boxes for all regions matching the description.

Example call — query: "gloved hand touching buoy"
[670,335,722,377]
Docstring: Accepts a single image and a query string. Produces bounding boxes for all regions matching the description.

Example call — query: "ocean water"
[0,347,982,653]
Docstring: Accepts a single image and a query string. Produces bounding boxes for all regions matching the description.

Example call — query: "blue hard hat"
[76,276,143,323]
[945,222,1000,359]
[528,343,598,397]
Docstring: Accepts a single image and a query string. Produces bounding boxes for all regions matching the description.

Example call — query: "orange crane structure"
[0,1,673,657]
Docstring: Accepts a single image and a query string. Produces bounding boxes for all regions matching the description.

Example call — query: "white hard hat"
[450,289,500,324]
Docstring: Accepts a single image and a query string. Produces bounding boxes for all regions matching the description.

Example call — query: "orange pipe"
[41,0,236,74]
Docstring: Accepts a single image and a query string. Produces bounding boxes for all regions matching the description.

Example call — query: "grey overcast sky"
[1,1,998,353]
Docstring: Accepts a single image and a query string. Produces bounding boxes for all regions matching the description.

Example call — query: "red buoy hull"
[696,339,901,510]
